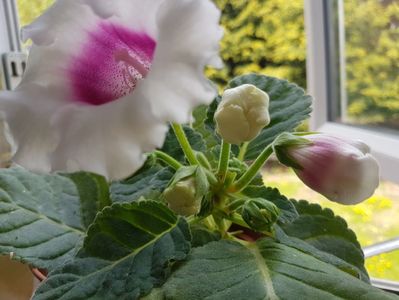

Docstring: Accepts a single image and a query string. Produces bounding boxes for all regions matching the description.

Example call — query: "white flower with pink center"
[275,134,379,205]
[0,0,223,180]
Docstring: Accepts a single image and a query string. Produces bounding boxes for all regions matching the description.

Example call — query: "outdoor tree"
[17,0,54,26]
[345,0,399,128]
[209,0,306,89]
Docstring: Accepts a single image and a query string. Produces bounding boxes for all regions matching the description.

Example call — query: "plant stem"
[238,142,249,161]
[230,145,273,192]
[202,215,218,230]
[196,152,212,170]
[153,150,183,170]
[171,123,199,165]
[217,140,231,183]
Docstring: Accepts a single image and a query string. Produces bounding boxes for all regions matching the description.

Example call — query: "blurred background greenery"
[344,0,399,128]
[16,0,399,281]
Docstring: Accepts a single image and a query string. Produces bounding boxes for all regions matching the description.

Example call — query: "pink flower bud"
[276,134,379,205]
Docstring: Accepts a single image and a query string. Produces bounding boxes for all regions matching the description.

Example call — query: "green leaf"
[156,239,397,300]
[279,200,369,281]
[63,172,111,228]
[242,185,298,224]
[228,74,312,160]
[110,162,174,203]
[192,104,208,130]
[33,200,191,300]
[204,96,220,133]
[275,226,367,282]
[196,98,221,151]
[161,125,206,163]
[191,98,223,166]
[190,224,221,248]
[0,167,85,270]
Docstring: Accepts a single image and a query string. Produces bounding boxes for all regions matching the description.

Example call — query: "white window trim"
[304,0,399,184]
[0,0,21,89]
[0,0,20,53]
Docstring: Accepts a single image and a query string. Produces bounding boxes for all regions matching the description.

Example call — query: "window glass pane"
[16,0,54,27]
[338,0,399,131]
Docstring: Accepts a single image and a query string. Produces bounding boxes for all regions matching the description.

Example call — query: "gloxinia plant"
[0,1,397,299]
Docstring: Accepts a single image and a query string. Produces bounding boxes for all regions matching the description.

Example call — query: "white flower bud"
[274,133,379,205]
[164,178,201,216]
[163,166,209,216]
[215,84,270,144]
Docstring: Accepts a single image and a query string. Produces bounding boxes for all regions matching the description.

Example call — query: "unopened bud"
[163,166,209,216]
[215,84,270,144]
[273,133,379,205]
[164,178,201,216]
[241,198,279,232]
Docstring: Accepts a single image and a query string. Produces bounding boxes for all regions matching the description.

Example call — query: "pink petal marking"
[68,22,156,105]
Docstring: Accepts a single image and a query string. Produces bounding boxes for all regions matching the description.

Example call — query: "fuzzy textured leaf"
[33,201,191,300]
[194,98,221,151]
[156,239,397,300]
[279,200,369,281]
[190,224,221,248]
[110,162,174,203]
[0,167,85,270]
[228,74,312,159]
[63,172,110,228]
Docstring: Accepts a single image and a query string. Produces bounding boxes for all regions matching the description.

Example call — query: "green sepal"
[167,166,209,200]
[169,166,197,186]
[197,192,214,217]
[272,132,313,170]
[241,198,280,232]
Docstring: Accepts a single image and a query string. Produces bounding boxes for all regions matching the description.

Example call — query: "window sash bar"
[2,0,21,52]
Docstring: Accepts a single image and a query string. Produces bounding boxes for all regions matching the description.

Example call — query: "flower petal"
[290,134,380,205]
[137,0,223,123]
[20,0,161,101]
[50,94,168,180]
[0,87,57,172]
[0,0,222,179]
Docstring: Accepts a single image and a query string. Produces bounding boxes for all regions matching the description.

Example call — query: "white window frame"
[0,0,21,89]
[0,0,20,52]
[305,0,399,184]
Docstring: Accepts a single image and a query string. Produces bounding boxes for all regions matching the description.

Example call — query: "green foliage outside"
[345,0,399,128]
[209,0,306,89]
[17,0,54,27]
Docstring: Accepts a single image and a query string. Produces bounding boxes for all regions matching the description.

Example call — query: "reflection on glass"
[343,0,399,130]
